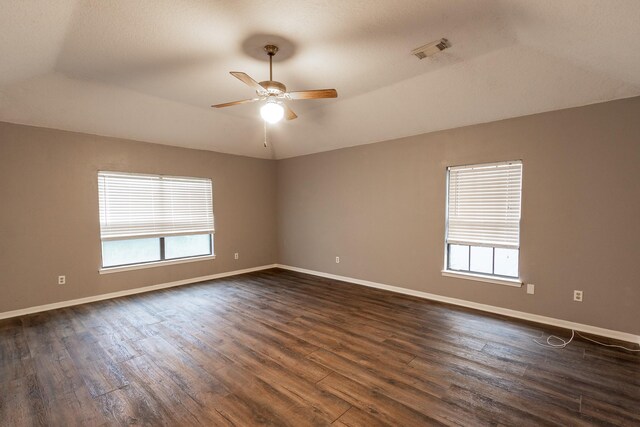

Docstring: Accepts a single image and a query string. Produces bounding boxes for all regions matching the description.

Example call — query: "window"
[98,171,214,269]
[445,161,522,280]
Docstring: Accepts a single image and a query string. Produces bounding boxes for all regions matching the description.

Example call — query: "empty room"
[1,1,639,425]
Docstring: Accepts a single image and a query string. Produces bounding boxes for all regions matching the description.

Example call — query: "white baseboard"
[276,264,640,345]
[0,264,277,320]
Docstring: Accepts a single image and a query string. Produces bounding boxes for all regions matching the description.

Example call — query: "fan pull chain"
[263,120,268,148]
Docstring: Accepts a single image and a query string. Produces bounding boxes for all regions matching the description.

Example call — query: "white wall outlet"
[234,252,239,260]
[335,256,340,264]
[58,275,66,285]
[573,290,583,302]
[526,284,535,295]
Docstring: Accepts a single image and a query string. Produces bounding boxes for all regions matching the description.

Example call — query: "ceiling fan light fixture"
[260,99,284,123]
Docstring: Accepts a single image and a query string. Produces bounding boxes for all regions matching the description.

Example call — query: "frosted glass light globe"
[260,101,284,123]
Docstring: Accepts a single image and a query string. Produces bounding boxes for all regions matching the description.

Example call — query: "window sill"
[441,270,522,288]
[99,255,216,274]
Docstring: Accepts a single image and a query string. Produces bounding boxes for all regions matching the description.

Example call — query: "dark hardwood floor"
[1,268,638,426]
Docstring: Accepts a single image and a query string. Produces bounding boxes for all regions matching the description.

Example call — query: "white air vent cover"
[412,38,449,59]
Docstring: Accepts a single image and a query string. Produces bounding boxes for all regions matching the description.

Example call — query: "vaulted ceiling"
[1,1,639,159]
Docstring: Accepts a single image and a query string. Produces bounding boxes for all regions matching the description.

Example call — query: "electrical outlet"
[58,275,66,285]
[526,284,535,295]
[573,290,583,302]
[335,256,340,264]
[234,252,239,260]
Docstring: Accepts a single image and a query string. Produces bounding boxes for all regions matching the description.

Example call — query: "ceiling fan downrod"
[264,44,279,81]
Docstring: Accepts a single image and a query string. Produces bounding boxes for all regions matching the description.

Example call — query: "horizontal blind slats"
[447,161,522,248]
[98,172,214,240]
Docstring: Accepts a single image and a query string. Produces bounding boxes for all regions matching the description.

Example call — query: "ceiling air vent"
[411,38,449,59]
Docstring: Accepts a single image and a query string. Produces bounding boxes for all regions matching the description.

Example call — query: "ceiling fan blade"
[230,72,266,93]
[283,103,298,120]
[288,89,338,100]
[211,98,259,108]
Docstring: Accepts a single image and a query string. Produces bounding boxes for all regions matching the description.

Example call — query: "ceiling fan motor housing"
[259,80,287,95]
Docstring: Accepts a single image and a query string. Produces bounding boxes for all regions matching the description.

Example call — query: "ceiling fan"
[211,44,338,123]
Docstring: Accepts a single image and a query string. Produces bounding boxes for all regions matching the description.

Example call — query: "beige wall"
[277,97,640,335]
[1,97,639,335]
[0,122,277,313]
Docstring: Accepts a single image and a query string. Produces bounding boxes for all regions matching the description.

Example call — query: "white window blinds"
[98,172,214,240]
[446,161,522,249]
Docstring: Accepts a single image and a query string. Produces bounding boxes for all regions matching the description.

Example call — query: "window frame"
[100,233,214,270]
[443,160,523,286]
[445,244,519,280]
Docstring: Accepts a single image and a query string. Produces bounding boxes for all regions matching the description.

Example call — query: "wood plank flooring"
[1,268,638,426]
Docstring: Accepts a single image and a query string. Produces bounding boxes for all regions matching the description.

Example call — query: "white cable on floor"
[534,329,575,348]
[575,331,640,352]
[534,329,640,352]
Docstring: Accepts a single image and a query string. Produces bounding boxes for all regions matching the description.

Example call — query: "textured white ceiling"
[1,0,639,159]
